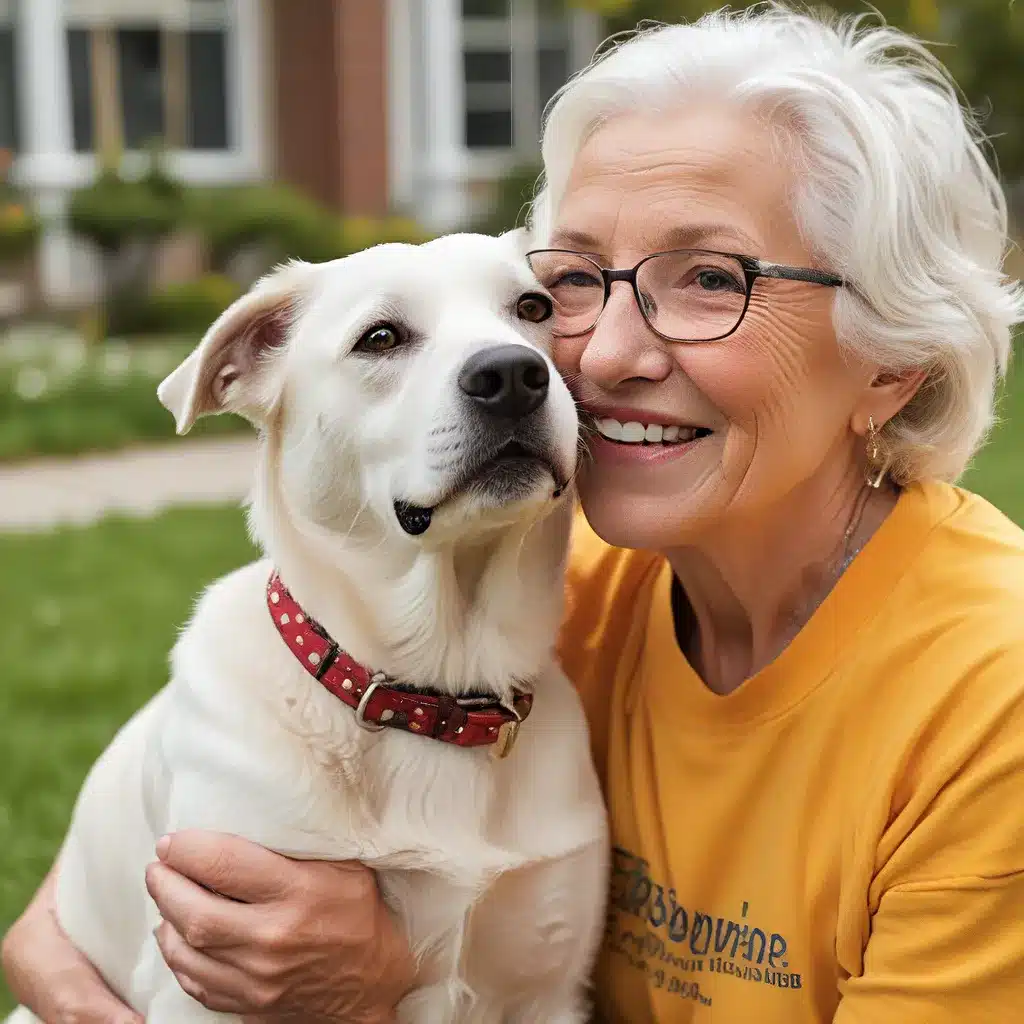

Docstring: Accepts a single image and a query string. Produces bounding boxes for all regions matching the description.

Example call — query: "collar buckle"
[354,677,386,732]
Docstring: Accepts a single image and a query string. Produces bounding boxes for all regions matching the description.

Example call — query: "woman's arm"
[832,654,1024,1022]
[1,833,415,1024]
[1,864,143,1024]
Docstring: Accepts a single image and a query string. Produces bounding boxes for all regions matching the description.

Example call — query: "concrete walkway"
[0,436,257,532]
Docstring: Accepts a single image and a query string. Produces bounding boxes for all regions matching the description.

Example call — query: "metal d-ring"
[354,679,386,732]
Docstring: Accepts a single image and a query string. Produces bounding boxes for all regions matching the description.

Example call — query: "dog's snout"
[458,345,550,421]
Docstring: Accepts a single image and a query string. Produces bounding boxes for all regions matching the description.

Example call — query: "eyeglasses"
[525,248,845,343]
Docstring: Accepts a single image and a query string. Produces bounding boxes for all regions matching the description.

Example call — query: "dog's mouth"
[394,440,566,536]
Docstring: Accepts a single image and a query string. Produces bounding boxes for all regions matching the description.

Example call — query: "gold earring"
[865,416,888,489]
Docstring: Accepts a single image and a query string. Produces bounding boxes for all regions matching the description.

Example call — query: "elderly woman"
[4,7,1023,1024]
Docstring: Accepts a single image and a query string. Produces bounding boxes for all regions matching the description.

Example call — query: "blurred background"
[0,0,1020,1011]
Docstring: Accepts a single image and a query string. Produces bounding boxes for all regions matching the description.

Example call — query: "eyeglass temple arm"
[754,261,845,288]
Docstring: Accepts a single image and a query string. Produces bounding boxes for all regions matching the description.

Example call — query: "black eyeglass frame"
[526,247,846,343]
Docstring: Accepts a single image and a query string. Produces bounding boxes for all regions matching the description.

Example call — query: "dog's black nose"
[458,345,550,420]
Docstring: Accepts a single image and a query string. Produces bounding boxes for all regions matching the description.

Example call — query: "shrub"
[69,150,190,334]
[0,200,41,264]
[191,184,346,271]
[474,163,543,236]
[339,215,434,254]
[0,148,42,264]
[108,274,241,337]
[69,166,185,254]
[192,185,435,275]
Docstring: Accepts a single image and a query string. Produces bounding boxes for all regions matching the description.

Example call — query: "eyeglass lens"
[527,250,749,341]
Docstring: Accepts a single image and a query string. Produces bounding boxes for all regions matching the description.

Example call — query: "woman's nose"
[577,283,674,389]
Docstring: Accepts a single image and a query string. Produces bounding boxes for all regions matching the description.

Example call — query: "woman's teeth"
[595,418,706,445]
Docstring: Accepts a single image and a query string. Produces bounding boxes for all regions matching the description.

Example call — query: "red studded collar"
[266,572,532,758]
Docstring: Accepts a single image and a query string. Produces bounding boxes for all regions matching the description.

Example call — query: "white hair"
[530,4,1024,483]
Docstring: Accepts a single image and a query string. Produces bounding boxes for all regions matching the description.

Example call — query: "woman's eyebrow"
[548,228,606,256]
[648,223,763,253]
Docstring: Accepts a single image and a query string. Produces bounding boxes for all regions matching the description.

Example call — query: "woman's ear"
[158,261,316,434]
[851,368,929,435]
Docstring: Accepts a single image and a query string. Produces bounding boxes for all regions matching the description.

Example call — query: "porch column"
[17,0,79,305]
[420,0,467,228]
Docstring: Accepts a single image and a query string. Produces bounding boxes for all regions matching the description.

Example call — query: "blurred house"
[2,0,599,308]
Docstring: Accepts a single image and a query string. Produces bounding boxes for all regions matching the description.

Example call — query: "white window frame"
[393,0,599,228]
[461,0,600,179]
[13,0,265,191]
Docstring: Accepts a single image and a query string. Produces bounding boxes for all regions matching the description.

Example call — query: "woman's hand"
[144,830,415,1024]
[1,863,143,1024]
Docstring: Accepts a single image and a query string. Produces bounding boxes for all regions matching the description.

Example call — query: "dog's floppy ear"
[158,261,316,434]
[499,226,535,258]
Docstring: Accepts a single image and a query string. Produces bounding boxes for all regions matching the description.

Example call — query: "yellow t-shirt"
[558,479,1024,1024]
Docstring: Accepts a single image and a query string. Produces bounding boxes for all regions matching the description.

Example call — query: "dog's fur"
[6,233,608,1023]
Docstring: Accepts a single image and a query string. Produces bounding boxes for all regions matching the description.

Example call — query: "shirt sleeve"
[834,640,1024,1023]
[834,874,1024,1023]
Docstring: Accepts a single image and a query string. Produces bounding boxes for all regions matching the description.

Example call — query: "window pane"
[118,28,164,148]
[462,0,509,16]
[186,28,228,149]
[0,26,17,151]
[465,109,512,149]
[538,46,570,110]
[465,82,512,111]
[463,50,510,85]
[67,29,94,152]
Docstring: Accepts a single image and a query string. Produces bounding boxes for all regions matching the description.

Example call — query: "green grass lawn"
[0,356,1020,1013]
[0,331,248,462]
[960,352,1024,517]
[0,508,257,1012]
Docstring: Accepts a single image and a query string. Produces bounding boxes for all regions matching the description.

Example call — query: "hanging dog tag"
[491,717,522,759]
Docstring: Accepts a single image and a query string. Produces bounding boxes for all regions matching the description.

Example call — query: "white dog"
[6,233,609,1023]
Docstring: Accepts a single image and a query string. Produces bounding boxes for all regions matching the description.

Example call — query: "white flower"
[14,366,48,400]
[54,338,87,374]
[102,345,132,378]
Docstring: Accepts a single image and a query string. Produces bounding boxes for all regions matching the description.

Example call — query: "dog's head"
[158,232,578,544]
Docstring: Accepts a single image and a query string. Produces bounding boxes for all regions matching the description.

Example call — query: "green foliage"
[107,274,242,337]
[189,183,346,270]
[69,159,186,253]
[0,199,41,264]
[475,163,544,236]
[940,1,1024,184]
[0,506,259,1000]
[191,184,435,273]
[0,335,248,461]
[0,148,43,264]
[67,155,435,337]
[339,215,436,254]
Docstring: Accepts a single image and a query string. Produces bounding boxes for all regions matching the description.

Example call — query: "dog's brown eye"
[516,293,552,324]
[355,324,403,354]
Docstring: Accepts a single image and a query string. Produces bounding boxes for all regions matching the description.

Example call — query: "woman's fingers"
[144,861,263,953]
[153,921,279,1015]
[144,832,414,1020]
[155,830,295,904]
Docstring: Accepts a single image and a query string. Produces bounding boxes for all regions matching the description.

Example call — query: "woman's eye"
[516,293,553,323]
[695,269,741,292]
[355,323,404,354]
[554,271,602,288]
